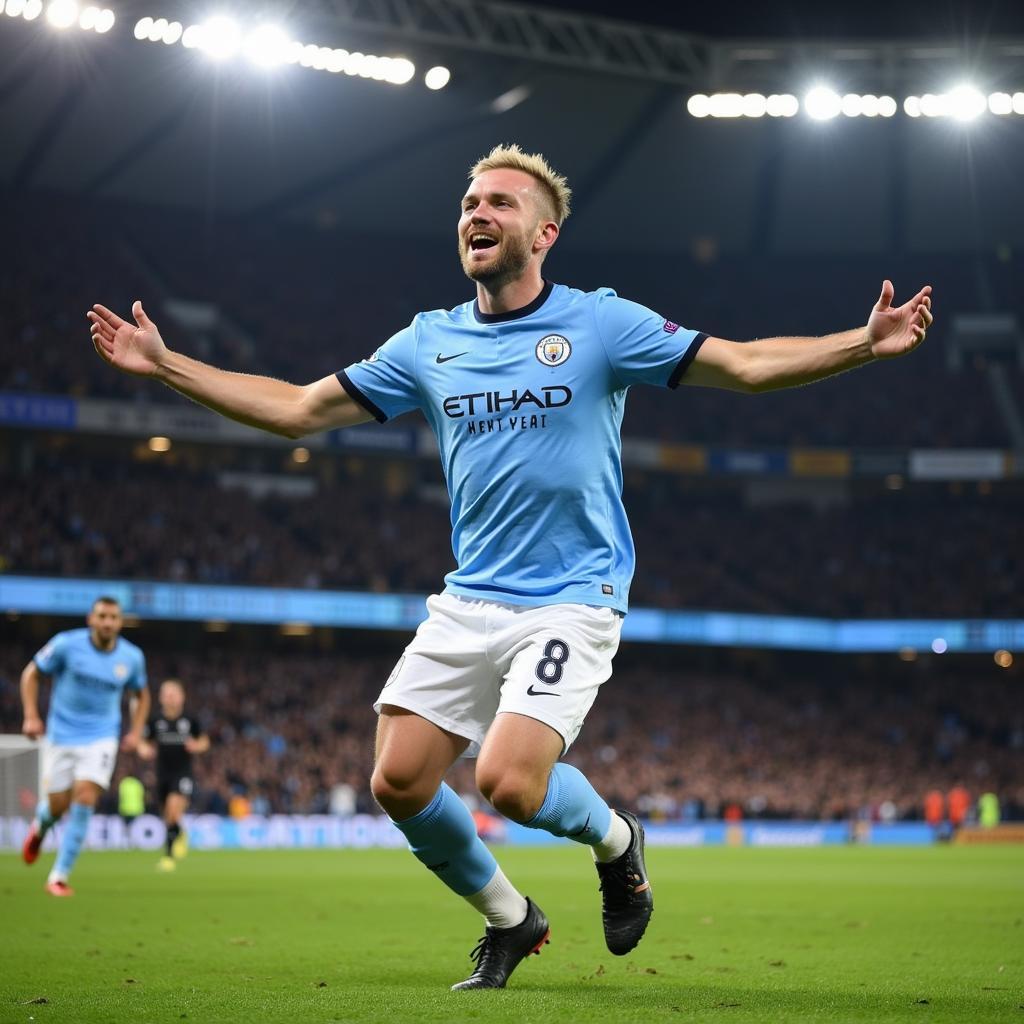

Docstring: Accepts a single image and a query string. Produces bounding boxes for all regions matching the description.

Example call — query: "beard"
[458,230,533,286]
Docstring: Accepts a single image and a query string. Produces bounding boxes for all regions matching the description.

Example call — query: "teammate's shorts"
[374,593,622,756]
[158,775,195,803]
[42,737,119,792]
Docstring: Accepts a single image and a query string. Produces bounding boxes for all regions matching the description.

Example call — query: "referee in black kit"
[139,679,210,871]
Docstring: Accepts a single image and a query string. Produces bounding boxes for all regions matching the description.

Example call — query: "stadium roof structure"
[1,0,1023,254]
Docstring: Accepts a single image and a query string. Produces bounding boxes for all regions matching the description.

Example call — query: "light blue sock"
[53,803,92,879]
[392,783,498,897]
[523,763,611,846]
[36,798,57,833]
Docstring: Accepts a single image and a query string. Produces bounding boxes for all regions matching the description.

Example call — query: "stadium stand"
[2,449,1020,617]
[3,193,1021,448]
[2,646,1019,823]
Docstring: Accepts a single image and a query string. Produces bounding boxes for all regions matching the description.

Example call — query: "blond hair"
[469,144,572,226]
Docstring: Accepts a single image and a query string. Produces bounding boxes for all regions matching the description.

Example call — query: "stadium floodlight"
[79,4,101,29]
[919,93,945,117]
[23,0,42,19]
[988,91,1013,115]
[904,95,921,117]
[841,93,863,117]
[119,10,418,89]
[766,93,798,117]
[947,84,987,121]
[386,57,415,85]
[197,15,240,60]
[878,95,897,117]
[804,86,842,120]
[686,94,710,117]
[344,51,367,76]
[45,0,78,28]
[243,23,290,67]
[708,93,744,117]
[1014,92,1024,115]
[741,93,767,117]
[424,65,451,90]
[4,0,26,16]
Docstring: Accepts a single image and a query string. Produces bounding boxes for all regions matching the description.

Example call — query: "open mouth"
[469,233,499,252]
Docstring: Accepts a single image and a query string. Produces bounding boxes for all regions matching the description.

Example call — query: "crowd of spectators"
[2,193,1020,448]
[2,454,1019,617]
[1,646,1019,823]
[2,192,1020,830]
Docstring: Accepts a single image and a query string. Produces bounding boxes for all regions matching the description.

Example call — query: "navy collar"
[473,280,554,324]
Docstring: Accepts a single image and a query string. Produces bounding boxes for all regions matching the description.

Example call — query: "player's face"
[87,602,122,647]
[458,169,549,285]
[160,682,184,716]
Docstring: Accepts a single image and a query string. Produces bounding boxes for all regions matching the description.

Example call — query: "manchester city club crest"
[535,334,572,366]
[114,663,129,679]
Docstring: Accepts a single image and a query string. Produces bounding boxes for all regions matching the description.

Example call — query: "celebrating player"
[88,144,933,987]
[138,678,210,871]
[20,596,150,896]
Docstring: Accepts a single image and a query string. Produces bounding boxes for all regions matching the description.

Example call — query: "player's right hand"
[22,716,45,740]
[87,300,168,378]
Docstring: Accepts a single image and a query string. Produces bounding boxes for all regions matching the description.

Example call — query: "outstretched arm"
[683,281,933,393]
[88,301,372,438]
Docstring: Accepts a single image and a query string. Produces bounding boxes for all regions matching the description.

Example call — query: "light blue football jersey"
[339,282,705,612]
[34,628,147,745]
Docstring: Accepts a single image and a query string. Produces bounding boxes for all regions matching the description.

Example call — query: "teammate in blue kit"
[88,144,933,987]
[21,596,150,896]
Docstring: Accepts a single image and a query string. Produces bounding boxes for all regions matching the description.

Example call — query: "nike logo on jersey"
[526,685,560,697]
[436,352,468,364]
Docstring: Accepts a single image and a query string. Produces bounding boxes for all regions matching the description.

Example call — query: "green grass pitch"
[2,845,1022,1023]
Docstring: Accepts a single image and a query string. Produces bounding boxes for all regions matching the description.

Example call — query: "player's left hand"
[866,280,933,358]
[22,715,45,740]
[121,731,141,753]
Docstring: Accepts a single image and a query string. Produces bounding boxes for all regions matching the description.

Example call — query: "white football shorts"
[374,593,623,755]
[42,737,119,792]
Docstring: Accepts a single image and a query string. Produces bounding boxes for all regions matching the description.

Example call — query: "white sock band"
[465,867,529,929]
[592,810,632,863]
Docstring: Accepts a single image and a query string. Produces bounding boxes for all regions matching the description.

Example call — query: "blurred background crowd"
[1,644,1019,824]
[1,188,1020,826]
